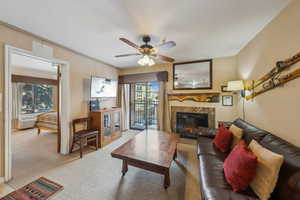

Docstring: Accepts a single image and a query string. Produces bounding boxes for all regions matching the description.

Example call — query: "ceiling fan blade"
[115,53,141,58]
[156,41,176,49]
[120,38,141,50]
[155,54,175,62]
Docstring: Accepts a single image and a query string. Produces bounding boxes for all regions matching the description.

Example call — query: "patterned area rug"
[1,177,63,200]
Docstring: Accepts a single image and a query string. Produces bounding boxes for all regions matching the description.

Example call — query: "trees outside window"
[19,83,54,114]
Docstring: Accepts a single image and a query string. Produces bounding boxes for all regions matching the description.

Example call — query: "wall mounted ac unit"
[17,114,37,129]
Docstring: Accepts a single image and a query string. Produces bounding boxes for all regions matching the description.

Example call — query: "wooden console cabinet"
[90,108,122,148]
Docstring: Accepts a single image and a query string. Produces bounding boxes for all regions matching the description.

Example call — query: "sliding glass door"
[129,81,159,130]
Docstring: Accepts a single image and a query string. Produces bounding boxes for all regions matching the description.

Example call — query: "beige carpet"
[9,130,201,200]
[11,129,79,183]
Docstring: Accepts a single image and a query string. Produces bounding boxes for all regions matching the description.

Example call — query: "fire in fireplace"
[176,112,209,139]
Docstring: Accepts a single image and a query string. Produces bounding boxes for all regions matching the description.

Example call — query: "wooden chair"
[70,117,99,158]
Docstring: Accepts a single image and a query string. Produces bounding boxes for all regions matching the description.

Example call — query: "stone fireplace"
[171,106,215,139]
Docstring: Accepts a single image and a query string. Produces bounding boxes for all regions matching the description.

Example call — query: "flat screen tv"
[90,76,117,98]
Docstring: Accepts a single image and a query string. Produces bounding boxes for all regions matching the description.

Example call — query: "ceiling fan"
[115,35,176,66]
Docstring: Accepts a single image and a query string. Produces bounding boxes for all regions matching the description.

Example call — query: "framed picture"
[222,95,233,106]
[221,85,230,92]
[173,59,212,90]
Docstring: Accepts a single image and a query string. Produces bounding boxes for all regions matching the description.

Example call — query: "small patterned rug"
[1,177,63,200]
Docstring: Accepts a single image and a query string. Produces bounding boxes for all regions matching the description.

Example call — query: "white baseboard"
[0,177,5,183]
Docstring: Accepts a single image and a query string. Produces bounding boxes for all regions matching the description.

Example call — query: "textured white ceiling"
[0,0,291,68]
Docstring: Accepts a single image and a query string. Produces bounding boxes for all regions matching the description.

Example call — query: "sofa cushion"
[213,125,233,152]
[199,155,232,189]
[260,134,300,199]
[201,187,259,200]
[224,140,257,192]
[197,137,227,160]
[199,154,258,200]
[233,119,269,145]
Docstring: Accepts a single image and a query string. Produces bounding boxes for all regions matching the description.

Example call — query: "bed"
[36,111,59,134]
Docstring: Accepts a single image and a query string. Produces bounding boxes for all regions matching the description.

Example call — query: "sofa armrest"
[197,127,217,139]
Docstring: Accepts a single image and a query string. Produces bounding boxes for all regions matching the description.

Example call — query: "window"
[19,83,54,114]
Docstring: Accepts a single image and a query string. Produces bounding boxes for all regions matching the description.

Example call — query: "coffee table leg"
[122,160,128,176]
[164,170,170,189]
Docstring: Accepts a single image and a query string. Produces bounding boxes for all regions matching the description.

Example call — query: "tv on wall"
[90,76,117,98]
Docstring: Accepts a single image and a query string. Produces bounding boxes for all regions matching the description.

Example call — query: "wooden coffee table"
[111,130,180,188]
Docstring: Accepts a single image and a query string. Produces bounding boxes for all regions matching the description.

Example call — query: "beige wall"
[237,0,300,146]
[0,24,118,177]
[119,56,239,127]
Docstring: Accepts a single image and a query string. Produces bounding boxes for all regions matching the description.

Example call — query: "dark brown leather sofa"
[197,119,300,200]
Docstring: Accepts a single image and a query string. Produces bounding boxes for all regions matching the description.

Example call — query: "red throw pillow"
[213,125,233,152]
[224,140,258,192]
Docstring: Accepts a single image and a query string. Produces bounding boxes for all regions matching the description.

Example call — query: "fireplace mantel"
[171,106,216,133]
[168,93,220,103]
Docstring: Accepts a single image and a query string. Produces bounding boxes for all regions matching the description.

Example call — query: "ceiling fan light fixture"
[116,36,174,65]
[148,58,155,66]
[138,55,155,66]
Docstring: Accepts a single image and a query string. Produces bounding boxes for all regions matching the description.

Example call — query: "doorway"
[4,45,71,182]
[129,81,159,130]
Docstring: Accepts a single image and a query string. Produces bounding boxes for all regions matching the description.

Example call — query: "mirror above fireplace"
[173,59,213,90]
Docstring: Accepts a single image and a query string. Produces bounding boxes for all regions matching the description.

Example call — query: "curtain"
[157,82,171,132]
[119,84,130,131]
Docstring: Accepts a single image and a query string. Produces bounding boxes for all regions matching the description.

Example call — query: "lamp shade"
[227,80,244,91]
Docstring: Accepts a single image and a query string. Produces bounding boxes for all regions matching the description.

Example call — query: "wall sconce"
[227,80,245,97]
[227,80,253,120]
